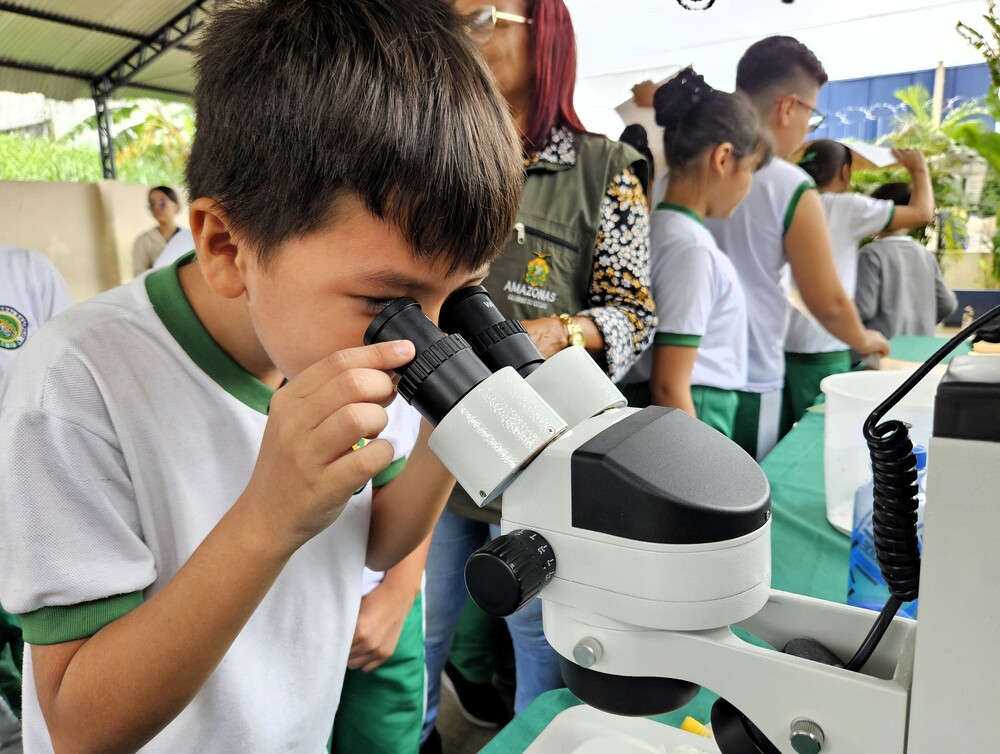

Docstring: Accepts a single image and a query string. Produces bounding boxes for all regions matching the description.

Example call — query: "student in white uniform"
[621,68,771,438]
[0,1,526,751]
[0,246,72,382]
[705,36,889,460]
[0,245,72,754]
[782,141,934,431]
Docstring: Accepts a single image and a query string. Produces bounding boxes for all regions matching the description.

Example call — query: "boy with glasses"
[0,0,523,751]
[705,35,888,460]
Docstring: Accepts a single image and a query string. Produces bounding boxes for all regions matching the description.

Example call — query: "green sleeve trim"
[654,333,702,348]
[372,456,407,488]
[782,181,815,236]
[18,591,143,645]
[882,205,896,231]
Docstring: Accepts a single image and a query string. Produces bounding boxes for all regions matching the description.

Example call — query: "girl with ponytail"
[622,67,771,437]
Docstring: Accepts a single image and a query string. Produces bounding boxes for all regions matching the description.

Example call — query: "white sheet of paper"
[840,140,898,169]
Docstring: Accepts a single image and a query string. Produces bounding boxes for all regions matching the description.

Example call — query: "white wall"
[0,179,189,303]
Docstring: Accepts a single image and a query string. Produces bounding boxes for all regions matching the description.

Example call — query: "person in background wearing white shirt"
[131,186,183,277]
[153,227,196,270]
[620,67,771,438]
[782,141,934,431]
[706,36,889,461]
[0,245,72,754]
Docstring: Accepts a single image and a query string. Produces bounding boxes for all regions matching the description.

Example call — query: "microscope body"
[366,291,1000,753]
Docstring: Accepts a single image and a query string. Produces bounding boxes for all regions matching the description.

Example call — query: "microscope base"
[522,704,720,754]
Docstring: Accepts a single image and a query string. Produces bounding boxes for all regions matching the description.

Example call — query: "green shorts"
[617,381,738,439]
[781,351,851,435]
[690,385,739,439]
[731,389,783,461]
[329,591,425,754]
[0,607,22,722]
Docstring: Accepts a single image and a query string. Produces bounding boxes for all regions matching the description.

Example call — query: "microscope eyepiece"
[364,297,491,425]
[440,286,544,377]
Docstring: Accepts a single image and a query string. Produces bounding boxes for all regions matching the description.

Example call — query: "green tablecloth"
[480,335,956,754]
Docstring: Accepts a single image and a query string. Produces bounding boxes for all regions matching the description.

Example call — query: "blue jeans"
[421,508,562,741]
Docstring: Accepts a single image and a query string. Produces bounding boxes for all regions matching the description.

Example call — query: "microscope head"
[367,289,772,718]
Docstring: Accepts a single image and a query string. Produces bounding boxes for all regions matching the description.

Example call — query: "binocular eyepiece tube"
[364,287,566,506]
[363,298,491,426]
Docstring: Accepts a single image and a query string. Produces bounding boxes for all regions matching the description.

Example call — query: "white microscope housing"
[365,288,1000,753]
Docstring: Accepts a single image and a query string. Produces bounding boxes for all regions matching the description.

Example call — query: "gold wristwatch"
[557,313,586,348]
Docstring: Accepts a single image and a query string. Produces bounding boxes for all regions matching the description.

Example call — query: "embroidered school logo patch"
[0,306,28,350]
[525,252,551,288]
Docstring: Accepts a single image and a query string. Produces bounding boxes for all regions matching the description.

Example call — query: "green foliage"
[0,100,191,187]
[957,0,1000,287]
[851,85,983,254]
[0,132,103,182]
[957,0,1000,121]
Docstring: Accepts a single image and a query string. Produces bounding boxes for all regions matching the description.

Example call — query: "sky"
[565,0,992,134]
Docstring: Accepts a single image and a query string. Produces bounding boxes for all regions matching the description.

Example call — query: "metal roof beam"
[100,1,210,95]
[0,56,92,81]
[0,2,146,41]
[0,57,191,98]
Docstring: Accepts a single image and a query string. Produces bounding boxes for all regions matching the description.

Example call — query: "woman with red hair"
[420,2,655,750]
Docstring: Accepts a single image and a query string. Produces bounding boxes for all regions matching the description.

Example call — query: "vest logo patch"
[0,306,28,350]
[524,251,551,287]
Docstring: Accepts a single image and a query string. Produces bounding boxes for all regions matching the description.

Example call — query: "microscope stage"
[522,705,720,754]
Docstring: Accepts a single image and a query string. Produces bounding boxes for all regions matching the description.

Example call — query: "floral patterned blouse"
[527,127,656,380]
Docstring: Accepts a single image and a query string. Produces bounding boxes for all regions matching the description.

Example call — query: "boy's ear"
[710,143,734,176]
[189,198,247,299]
[774,97,794,128]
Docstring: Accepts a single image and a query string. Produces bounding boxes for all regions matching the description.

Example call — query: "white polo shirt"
[705,158,814,393]
[626,204,747,391]
[784,192,894,354]
[0,246,72,383]
[0,258,419,752]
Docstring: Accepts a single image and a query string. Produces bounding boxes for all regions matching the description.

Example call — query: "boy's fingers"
[288,340,416,397]
[306,404,390,466]
[320,438,395,501]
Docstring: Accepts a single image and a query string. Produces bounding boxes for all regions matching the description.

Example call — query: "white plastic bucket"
[819,370,940,535]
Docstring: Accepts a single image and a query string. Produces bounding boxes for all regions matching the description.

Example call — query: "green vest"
[453,132,641,523]
[482,132,642,321]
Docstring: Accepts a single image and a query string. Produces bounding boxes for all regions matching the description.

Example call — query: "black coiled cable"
[846,305,1000,671]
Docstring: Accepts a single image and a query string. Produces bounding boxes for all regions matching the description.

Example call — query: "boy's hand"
[347,581,415,672]
[242,340,416,554]
[891,147,928,175]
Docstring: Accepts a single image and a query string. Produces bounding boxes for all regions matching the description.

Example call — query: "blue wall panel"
[811,63,991,143]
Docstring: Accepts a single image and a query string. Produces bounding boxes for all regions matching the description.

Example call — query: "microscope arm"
[543,593,915,754]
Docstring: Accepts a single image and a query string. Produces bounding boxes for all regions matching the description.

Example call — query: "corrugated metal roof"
[0,1,212,102]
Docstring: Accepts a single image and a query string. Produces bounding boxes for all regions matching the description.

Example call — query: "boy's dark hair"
[871,181,913,206]
[796,139,852,187]
[736,36,828,104]
[654,67,773,173]
[187,0,523,272]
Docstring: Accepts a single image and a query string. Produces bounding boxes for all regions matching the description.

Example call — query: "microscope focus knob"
[789,718,824,754]
[465,529,556,617]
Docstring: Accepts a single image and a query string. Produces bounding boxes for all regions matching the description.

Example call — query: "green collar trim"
[145,252,274,415]
[657,202,706,228]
